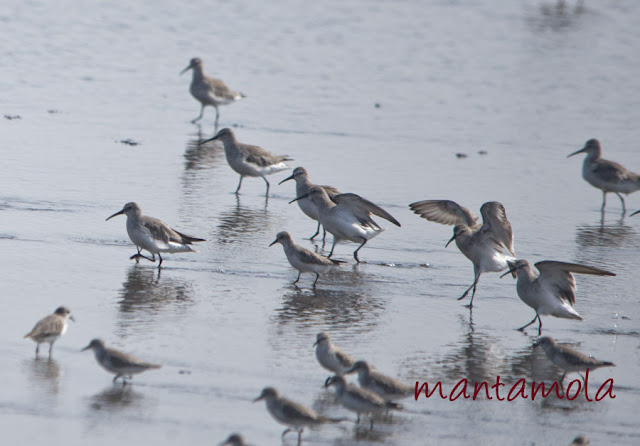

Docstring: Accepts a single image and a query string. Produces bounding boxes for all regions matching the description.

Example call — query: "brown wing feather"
[409,200,477,227]
[335,193,401,227]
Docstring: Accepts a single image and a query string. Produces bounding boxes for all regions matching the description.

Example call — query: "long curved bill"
[199,135,219,146]
[269,239,278,247]
[445,233,457,248]
[567,146,587,158]
[278,173,295,185]
[500,262,517,279]
[106,209,124,221]
[289,192,310,204]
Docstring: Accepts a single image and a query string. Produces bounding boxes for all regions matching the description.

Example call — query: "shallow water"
[1,0,640,444]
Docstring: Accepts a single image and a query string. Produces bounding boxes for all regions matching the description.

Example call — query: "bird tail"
[386,401,403,410]
[553,303,583,320]
[600,361,615,368]
[174,230,206,244]
[321,416,351,424]
[330,259,347,265]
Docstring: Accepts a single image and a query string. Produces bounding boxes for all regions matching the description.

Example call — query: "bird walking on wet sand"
[345,360,413,401]
[409,200,515,307]
[291,186,401,263]
[501,260,615,335]
[568,139,640,214]
[24,306,74,358]
[314,332,355,376]
[82,339,161,384]
[219,433,249,446]
[279,167,341,240]
[180,57,245,128]
[202,128,292,196]
[253,387,347,445]
[325,375,401,430]
[270,231,344,288]
[106,202,205,268]
[536,337,614,386]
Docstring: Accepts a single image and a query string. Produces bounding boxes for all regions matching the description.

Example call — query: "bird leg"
[309,222,321,240]
[130,247,155,263]
[262,176,270,196]
[616,192,626,214]
[191,104,205,123]
[48,343,54,357]
[312,273,320,288]
[235,176,244,194]
[369,415,374,430]
[458,268,481,306]
[601,191,607,213]
[297,428,304,445]
[322,227,327,242]
[35,343,40,357]
[353,239,368,263]
[293,271,301,285]
[327,238,338,258]
[214,106,220,131]
[517,314,540,332]
[157,253,163,269]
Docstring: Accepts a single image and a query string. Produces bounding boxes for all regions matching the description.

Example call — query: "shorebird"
[180,57,245,127]
[568,139,640,214]
[325,375,401,430]
[345,360,412,401]
[270,232,344,288]
[219,433,248,446]
[291,187,401,262]
[279,167,340,240]
[82,339,161,384]
[253,387,345,444]
[106,202,205,268]
[314,332,355,376]
[202,128,292,196]
[409,200,515,306]
[24,306,74,357]
[501,260,615,335]
[569,435,590,446]
[536,337,614,386]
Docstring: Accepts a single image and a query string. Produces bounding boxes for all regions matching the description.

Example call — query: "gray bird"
[314,332,355,376]
[325,375,401,430]
[536,337,614,385]
[202,128,292,196]
[82,339,162,384]
[180,57,245,128]
[24,306,74,357]
[345,360,413,401]
[501,260,615,335]
[279,167,340,240]
[270,231,344,288]
[568,139,640,214]
[106,202,205,268]
[253,387,345,444]
[291,187,401,263]
[409,200,515,307]
[219,433,249,446]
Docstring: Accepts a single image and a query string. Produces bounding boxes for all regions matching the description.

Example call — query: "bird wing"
[591,159,635,182]
[295,246,336,266]
[479,201,515,255]
[106,348,160,369]
[334,193,401,227]
[242,143,292,167]
[409,199,477,227]
[370,371,412,395]
[173,229,206,244]
[535,261,615,306]
[203,76,236,99]
[335,349,355,368]
[319,185,341,200]
[25,315,63,338]
[280,398,319,422]
[555,344,613,368]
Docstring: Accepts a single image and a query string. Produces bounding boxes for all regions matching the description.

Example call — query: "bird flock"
[20,57,640,445]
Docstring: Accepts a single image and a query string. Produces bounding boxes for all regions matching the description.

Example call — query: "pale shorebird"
[291,187,401,262]
[324,375,401,430]
[180,57,245,127]
[253,387,346,444]
[82,339,161,384]
[409,200,515,306]
[568,139,640,214]
[106,202,205,268]
[536,337,614,386]
[314,332,355,376]
[219,433,248,446]
[270,231,344,288]
[202,128,292,196]
[345,360,412,401]
[24,306,74,357]
[279,167,340,240]
[501,260,615,335]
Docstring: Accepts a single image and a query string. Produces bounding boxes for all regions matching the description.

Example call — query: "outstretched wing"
[409,199,477,227]
[334,193,401,227]
[479,201,515,256]
[535,261,615,305]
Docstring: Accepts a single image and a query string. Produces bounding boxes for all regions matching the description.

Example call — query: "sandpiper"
[270,231,344,288]
[279,167,340,240]
[219,433,248,446]
[536,337,614,385]
[180,57,245,127]
[409,200,515,307]
[314,332,355,376]
[253,387,345,444]
[202,128,292,196]
[345,360,412,401]
[325,375,401,430]
[291,187,400,262]
[501,260,615,335]
[568,139,640,214]
[106,202,205,268]
[24,306,74,357]
[82,339,161,383]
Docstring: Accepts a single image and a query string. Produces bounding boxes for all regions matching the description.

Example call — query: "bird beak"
[106,209,125,221]
[269,239,278,247]
[445,233,457,248]
[179,63,193,75]
[81,344,92,352]
[199,135,219,146]
[324,377,332,388]
[631,210,640,217]
[567,146,587,158]
[500,267,517,279]
[252,395,264,403]
[278,174,295,185]
[344,365,356,374]
[289,192,310,204]
[312,340,319,347]
[69,315,76,322]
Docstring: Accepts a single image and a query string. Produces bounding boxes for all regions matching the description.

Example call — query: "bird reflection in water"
[183,124,225,171]
[216,195,271,244]
[24,357,62,396]
[575,218,637,250]
[88,385,145,412]
[526,0,585,32]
